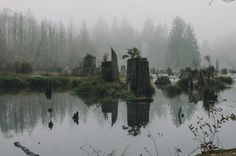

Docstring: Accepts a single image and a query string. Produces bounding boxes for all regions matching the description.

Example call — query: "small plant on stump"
[122,47,141,59]
[103,53,108,62]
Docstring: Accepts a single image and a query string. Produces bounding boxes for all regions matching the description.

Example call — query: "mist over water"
[0,1,236,155]
[0,4,235,70]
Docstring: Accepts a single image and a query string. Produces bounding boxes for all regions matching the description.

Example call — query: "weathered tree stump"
[83,54,96,76]
[127,58,154,96]
[111,48,119,81]
[102,61,113,82]
[102,48,119,82]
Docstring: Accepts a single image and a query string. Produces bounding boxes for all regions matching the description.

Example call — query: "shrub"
[217,76,233,85]
[76,76,134,100]
[21,62,33,74]
[0,76,26,89]
[163,84,181,97]
[207,79,226,91]
[177,76,189,91]
[26,76,69,90]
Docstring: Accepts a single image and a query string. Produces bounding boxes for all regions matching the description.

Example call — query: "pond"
[0,85,236,156]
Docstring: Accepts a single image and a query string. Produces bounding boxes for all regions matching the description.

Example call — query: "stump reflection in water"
[126,101,150,136]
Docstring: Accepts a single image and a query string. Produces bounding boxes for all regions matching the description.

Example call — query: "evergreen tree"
[167,16,186,68]
[183,24,201,68]
[78,21,94,58]
[167,17,200,69]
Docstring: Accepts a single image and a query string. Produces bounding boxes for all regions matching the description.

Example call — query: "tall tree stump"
[127,58,153,96]
[102,48,119,82]
[111,48,119,81]
[102,61,113,82]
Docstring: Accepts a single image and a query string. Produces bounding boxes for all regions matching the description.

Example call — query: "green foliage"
[176,76,189,91]
[15,61,33,74]
[123,47,141,59]
[0,75,69,91]
[162,84,181,97]
[57,67,63,74]
[217,76,233,85]
[0,76,26,89]
[21,62,33,74]
[26,76,69,90]
[172,68,233,96]
[76,76,134,100]
[206,79,226,91]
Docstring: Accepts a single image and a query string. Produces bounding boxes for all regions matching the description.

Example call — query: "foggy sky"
[0,0,236,43]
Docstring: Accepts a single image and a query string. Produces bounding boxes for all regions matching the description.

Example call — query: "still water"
[0,86,236,156]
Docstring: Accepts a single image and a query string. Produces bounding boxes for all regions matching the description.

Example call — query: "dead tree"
[102,48,119,82]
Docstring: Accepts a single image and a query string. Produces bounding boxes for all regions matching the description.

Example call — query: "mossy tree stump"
[127,58,153,96]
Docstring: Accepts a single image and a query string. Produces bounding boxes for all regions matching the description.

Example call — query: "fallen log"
[14,142,39,156]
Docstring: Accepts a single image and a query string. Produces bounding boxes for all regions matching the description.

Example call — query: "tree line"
[0,8,200,72]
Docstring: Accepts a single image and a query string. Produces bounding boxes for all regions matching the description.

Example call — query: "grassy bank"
[0,74,74,91]
[217,76,234,85]
[162,76,234,97]
[76,76,134,100]
[0,74,134,100]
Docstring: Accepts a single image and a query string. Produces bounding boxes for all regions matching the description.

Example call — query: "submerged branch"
[14,142,39,156]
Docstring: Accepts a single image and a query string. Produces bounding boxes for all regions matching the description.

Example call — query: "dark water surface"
[0,85,236,156]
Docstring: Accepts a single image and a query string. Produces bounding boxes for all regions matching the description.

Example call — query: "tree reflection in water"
[0,93,84,136]
[0,90,236,155]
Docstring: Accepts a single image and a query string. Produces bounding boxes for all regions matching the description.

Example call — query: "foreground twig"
[188,147,200,156]
[14,142,39,156]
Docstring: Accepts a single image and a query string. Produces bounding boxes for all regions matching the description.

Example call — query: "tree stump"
[127,58,154,96]
[102,61,113,82]
[102,48,119,82]
[111,48,119,81]
[83,54,96,76]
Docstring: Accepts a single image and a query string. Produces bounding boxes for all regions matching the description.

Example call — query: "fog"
[1,0,236,41]
[0,0,236,70]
